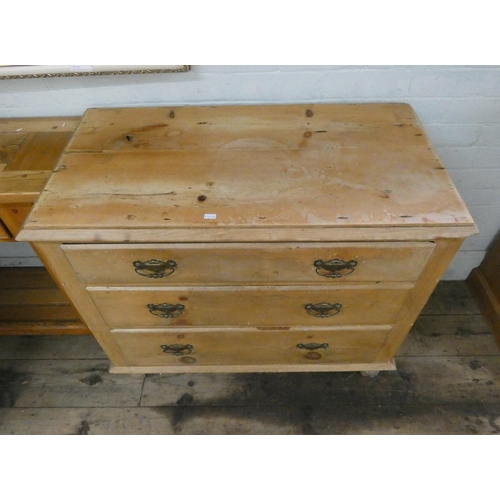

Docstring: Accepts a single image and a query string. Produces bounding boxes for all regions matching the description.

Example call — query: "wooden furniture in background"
[18,103,477,374]
[467,232,500,350]
[0,116,87,335]
[0,116,79,238]
[0,267,89,335]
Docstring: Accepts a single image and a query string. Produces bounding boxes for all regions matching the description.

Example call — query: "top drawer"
[61,242,435,285]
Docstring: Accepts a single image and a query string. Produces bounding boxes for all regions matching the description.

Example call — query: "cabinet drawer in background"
[110,327,391,367]
[88,284,412,329]
[62,242,435,285]
[0,219,11,240]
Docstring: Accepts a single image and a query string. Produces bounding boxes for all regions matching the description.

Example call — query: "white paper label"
[70,65,93,72]
[204,214,217,220]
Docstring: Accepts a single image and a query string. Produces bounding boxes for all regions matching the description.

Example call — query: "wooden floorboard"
[399,315,498,356]
[2,404,499,435]
[0,280,499,434]
[0,334,106,360]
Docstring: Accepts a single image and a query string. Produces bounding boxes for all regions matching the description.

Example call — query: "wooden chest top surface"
[19,103,476,242]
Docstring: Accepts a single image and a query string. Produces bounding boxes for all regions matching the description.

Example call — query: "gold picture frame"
[0,65,190,79]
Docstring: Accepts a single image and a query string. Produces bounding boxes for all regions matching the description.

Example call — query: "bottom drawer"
[110,327,391,367]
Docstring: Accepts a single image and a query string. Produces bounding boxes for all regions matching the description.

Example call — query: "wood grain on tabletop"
[65,104,422,151]
[21,104,475,237]
[0,116,79,236]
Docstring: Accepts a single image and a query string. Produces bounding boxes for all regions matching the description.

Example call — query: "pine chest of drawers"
[18,104,477,374]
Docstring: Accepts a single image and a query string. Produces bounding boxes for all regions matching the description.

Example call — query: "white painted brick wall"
[1,65,499,278]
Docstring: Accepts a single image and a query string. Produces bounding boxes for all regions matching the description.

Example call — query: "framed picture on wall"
[0,65,189,79]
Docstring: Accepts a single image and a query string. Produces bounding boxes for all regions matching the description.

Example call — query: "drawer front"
[62,242,435,285]
[89,285,411,328]
[111,327,391,367]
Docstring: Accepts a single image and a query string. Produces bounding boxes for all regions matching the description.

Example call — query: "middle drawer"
[88,284,412,328]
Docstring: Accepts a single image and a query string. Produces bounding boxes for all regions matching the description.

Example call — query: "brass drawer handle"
[147,302,185,318]
[305,302,342,318]
[314,258,357,278]
[133,259,177,278]
[297,342,329,351]
[161,344,193,356]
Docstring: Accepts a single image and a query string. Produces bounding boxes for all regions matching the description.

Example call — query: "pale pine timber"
[0,171,52,204]
[0,203,37,238]
[62,242,435,285]
[0,116,78,238]
[18,104,477,374]
[376,238,464,361]
[31,242,127,363]
[0,220,10,240]
[0,117,86,335]
[0,267,88,335]
[467,232,500,350]
[1,282,499,434]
